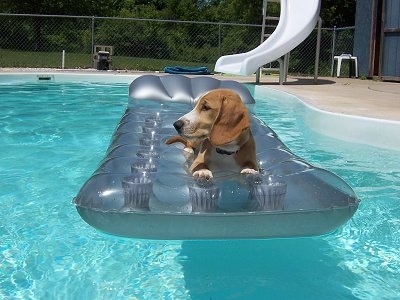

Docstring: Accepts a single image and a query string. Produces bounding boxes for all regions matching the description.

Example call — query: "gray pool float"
[73,74,359,240]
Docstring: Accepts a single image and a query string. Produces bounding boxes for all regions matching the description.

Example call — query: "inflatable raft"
[73,75,359,240]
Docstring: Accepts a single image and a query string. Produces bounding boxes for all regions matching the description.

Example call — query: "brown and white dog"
[166,88,258,179]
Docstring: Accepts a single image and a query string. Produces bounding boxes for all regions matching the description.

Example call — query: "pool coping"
[0,71,141,84]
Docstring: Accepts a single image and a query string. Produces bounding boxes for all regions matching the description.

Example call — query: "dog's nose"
[173,120,184,132]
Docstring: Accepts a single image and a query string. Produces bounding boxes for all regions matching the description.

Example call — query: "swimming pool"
[1,74,399,299]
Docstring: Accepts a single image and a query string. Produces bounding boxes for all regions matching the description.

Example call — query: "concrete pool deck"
[1,68,399,122]
[219,74,400,122]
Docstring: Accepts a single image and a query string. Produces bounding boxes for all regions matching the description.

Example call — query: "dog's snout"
[173,120,185,132]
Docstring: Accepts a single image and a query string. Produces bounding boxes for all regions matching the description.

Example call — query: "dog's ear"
[210,90,250,146]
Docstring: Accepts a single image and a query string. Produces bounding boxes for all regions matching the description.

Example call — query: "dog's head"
[173,89,250,147]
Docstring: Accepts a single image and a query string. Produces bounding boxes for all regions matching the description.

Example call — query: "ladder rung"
[265,16,279,21]
[261,67,280,72]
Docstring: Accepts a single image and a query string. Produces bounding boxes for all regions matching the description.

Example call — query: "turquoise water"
[0,81,399,299]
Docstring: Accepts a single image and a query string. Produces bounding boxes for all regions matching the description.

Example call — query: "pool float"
[73,74,359,240]
[163,66,211,75]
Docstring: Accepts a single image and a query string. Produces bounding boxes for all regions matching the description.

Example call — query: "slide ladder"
[257,0,289,83]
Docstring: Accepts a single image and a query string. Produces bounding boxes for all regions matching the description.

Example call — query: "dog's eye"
[201,104,210,111]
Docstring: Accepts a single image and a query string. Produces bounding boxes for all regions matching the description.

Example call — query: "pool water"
[1,81,399,299]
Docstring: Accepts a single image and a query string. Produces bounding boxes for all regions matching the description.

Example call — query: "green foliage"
[220,25,259,55]
[214,0,262,24]
[1,0,356,27]
[321,0,356,27]
[1,0,124,16]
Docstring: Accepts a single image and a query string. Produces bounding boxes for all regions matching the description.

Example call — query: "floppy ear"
[210,90,250,146]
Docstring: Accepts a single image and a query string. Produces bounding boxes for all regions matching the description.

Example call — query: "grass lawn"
[0,49,215,71]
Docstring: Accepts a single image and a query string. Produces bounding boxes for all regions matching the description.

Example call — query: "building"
[354,0,400,81]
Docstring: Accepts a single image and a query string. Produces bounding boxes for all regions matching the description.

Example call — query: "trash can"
[96,51,110,70]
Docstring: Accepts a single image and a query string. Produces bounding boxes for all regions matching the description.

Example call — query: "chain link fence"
[0,14,354,77]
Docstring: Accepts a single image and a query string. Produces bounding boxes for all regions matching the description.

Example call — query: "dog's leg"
[165,135,195,153]
[189,140,214,179]
[235,134,259,174]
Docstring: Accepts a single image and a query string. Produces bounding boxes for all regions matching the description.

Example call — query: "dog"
[166,88,258,179]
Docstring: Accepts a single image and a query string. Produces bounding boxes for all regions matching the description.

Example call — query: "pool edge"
[257,86,400,151]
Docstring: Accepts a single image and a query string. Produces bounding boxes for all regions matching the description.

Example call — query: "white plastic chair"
[332,54,358,78]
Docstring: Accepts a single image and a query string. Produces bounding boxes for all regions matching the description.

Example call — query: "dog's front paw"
[193,169,213,179]
[240,168,258,174]
[183,147,194,154]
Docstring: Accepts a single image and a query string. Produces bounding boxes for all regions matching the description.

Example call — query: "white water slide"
[214,0,321,76]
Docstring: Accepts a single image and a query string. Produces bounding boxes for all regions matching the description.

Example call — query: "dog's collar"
[216,147,237,155]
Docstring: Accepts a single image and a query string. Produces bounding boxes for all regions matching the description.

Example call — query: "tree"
[1,0,357,27]
[1,0,124,16]
[1,0,126,51]
[213,0,262,24]
[320,0,356,27]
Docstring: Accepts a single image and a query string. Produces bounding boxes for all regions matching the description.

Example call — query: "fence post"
[91,16,95,68]
[218,23,221,58]
[330,26,337,77]
[314,17,322,83]
[62,50,65,69]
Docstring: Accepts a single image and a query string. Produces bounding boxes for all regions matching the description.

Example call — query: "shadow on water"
[179,238,361,299]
